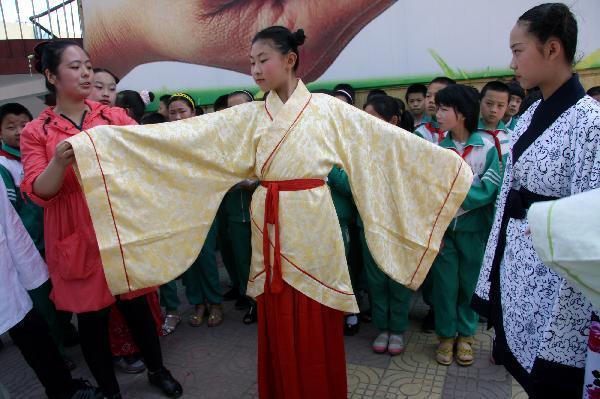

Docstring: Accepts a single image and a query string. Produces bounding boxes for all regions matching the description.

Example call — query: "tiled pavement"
[0,276,527,399]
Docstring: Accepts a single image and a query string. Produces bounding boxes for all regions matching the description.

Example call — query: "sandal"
[207,304,224,327]
[161,314,181,336]
[456,336,475,366]
[243,304,257,325]
[435,337,455,366]
[188,304,206,327]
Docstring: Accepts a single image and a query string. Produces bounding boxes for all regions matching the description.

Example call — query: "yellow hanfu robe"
[67,80,472,313]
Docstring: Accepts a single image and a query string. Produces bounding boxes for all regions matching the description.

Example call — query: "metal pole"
[0,0,9,41]
[62,1,70,37]
[45,0,54,38]
[55,4,62,38]
[69,1,76,37]
[14,0,24,40]
[77,0,83,38]
[0,0,12,59]
[30,0,39,39]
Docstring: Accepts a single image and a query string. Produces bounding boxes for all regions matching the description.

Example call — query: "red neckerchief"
[0,148,20,161]
[450,145,474,160]
[483,129,503,167]
[425,122,444,143]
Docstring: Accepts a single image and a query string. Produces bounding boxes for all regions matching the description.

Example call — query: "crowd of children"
[0,2,599,399]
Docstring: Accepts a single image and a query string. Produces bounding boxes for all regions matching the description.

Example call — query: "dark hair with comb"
[252,26,306,71]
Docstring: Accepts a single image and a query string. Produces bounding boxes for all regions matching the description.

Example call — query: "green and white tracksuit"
[431,132,501,338]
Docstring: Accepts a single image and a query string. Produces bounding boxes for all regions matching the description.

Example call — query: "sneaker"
[114,355,146,374]
[372,331,389,354]
[387,334,405,355]
[148,367,183,398]
[456,336,475,366]
[421,308,435,333]
[344,314,360,336]
[435,337,454,366]
[69,379,104,399]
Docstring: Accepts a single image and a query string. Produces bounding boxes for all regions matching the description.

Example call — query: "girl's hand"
[52,141,75,168]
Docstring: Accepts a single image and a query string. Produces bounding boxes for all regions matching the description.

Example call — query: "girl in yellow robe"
[64,26,472,398]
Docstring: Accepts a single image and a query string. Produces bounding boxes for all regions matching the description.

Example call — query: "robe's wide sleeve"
[528,188,600,310]
[67,103,259,295]
[332,101,473,290]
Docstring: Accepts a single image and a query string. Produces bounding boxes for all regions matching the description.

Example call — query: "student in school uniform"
[333,84,355,106]
[502,81,525,131]
[0,104,44,256]
[405,83,429,128]
[158,95,171,118]
[413,76,457,333]
[393,98,416,132]
[331,83,372,326]
[478,80,512,168]
[159,92,224,335]
[89,68,119,107]
[20,40,181,398]
[361,94,414,355]
[414,77,456,145]
[213,92,243,301]
[431,84,501,366]
[114,90,147,123]
[221,90,260,324]
[366,89,387,102]
[326,148,363,335]
[0,103,77,370]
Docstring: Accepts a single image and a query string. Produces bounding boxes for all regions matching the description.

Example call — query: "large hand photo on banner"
[83,0,600,105]
[84,0,395,82]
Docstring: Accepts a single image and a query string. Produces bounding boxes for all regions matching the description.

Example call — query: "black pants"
[9,310,76,399]
[77,294,163,396]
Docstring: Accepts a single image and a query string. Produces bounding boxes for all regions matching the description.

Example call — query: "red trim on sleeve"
[410,160,465,285]
[82,130,132,292]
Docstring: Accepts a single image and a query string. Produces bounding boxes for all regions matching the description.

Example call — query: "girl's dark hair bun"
[292,29,306,46]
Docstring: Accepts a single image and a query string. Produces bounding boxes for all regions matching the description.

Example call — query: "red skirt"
[257,282,347,399]
[109,291,163,356]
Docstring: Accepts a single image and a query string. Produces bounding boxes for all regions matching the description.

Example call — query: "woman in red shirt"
[20,40,182,399]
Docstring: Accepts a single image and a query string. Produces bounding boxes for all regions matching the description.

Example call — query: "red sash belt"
[260,179,325,294]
